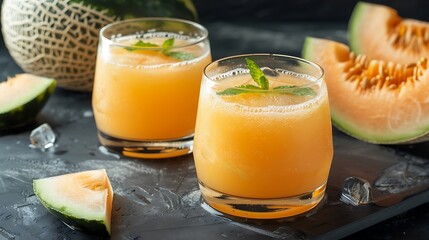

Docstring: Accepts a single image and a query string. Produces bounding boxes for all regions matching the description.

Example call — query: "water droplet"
[82,110,94,118]
[98,146,121,159]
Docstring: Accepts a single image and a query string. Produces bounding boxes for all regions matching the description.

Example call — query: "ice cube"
[340,176,373,206]
[29,123,56,151]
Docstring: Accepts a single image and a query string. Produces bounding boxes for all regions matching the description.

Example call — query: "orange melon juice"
[92,37,211,141]
[193,56,333,218]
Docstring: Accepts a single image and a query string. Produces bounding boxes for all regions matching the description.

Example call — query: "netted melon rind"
[1,0,117,91]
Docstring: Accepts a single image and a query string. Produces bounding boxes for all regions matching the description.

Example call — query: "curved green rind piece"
[301,37,315,61]
[33,180,110,236]
[331,110,429,144]
[0,79,56,131]
[348,1,369,54]
[46,206,109,237]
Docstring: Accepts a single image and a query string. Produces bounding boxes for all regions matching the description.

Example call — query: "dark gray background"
[193,0,429,22]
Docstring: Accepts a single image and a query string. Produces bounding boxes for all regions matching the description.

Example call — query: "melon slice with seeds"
[349,2,429,65]
[302,37,429,144]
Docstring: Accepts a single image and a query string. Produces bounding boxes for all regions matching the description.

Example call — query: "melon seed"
[413,67,418,79]
[378,62,386,77]
[348,75,358,82]
[418,58,427,69]
[346,66,362,79]
[390,22,429,53]
[343,49,429,91]
[390,34,399,45]
[360,77,368,89]
[406,63,416,69]
[425,30,429,42]
[388,84,398,90]
[368,60,379,78]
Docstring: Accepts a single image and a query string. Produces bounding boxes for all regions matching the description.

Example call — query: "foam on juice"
[103,33,209,68]
[206,68,327,113]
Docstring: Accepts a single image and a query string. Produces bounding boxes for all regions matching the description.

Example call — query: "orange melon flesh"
[349,2,429,65]
[302,37,429,144]
[0,74,56,130]
[0,74,54,113]
[33,169,113,235]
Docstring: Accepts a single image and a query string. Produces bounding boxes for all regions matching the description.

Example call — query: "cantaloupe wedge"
[302,37,429,144]
[33,169,113,236]
[349,2,429,65]
[0,74,55,130]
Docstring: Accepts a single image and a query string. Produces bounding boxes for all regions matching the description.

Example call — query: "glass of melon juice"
[193,54,334,219]
[92,18,211,159]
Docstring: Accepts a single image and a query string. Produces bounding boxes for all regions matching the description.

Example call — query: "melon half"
[33,169,113,236]
[302,37,429,144]
[1,0,198,91]
[349,2,429,65]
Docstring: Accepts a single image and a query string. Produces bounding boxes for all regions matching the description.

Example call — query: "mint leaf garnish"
[164,51,195,61]
[273,85,316,96]
[125,40,159,50]
[125,38,194,61]
[162,38,195,60]
[217,85,261,96]
[245,58,269,90]
[162,38,175,48]
[216,58,317,97]
[134,40,159,48]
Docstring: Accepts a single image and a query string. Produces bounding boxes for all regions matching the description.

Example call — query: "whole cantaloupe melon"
[1,0,197,91]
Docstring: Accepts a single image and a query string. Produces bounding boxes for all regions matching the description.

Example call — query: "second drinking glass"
[92,18,211,159]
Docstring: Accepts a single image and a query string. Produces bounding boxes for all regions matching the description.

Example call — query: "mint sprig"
[125,38,194,61]
[163,51,195,61]
[217,58,316,96]
[273,85,316,96]
[217,84,261,95]
[245,58,269,90]
[124,40,158,51]
[162,38,175,48]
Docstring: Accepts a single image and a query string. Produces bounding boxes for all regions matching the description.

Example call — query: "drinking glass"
[194,54,333,218]
[92,18,211,159]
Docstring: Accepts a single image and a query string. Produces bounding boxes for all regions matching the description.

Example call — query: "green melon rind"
[302,37,429,144]
[0,77,56,131]
[33,179,110,236]
[348,1,369,55]
[331,111,429,144]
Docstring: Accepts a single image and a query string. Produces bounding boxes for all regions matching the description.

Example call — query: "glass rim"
[99,17,209,50]
[203,53,325,90]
